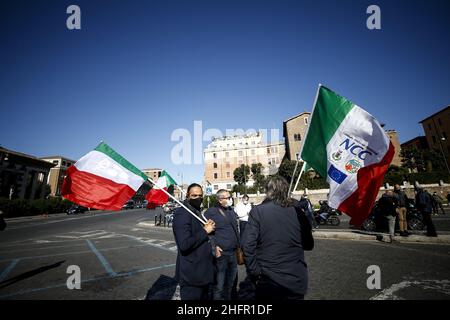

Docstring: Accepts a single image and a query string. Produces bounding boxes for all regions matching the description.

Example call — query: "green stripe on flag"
[94,142,148,181]
[162,170,177,186]
[301,86,354,177]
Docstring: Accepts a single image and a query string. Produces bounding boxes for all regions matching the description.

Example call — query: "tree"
[251,163,266,192]
[401,146,446,172]
[277,158,301,184]
[233,164,251,185]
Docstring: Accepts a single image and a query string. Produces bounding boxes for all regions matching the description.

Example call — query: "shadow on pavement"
[0,260,66,290]
[145,274,178,300]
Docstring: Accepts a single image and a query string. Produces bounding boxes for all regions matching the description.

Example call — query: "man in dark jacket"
[378,190,398,243]
[204,189,239,300]
[415,188,437,237]
[242,176,312,300]
[172,183,216,300]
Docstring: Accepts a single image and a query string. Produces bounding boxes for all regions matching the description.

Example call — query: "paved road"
[0,208,449,300]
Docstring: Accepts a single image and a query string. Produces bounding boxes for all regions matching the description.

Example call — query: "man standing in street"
[432,192,445,215]
[172,183,216,300]
[416,188,438,237]
[205,189,239,300]
[379,190,399,243]
[234,194,252,236]
[393,184,410,237]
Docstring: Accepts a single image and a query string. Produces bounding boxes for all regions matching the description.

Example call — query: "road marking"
[0,259,20,282]
[370,279,450,300]
[86,240,117,277]
[0,263,175,299]
[118,234,177,253]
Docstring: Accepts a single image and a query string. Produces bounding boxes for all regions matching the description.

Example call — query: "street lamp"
[438,137,450,176]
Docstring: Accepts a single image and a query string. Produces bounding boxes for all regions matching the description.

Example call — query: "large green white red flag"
[145,170,177,206]
[62,142,147,211]
[301,85,394,227]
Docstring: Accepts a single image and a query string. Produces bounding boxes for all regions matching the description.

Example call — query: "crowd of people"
[171,176,314,300]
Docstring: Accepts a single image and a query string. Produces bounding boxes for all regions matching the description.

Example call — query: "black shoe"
[400,231,409,237]
[426,233,438,237]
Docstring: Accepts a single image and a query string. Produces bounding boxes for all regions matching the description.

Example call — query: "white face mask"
[226,199,233,207]
[243,201,248,205]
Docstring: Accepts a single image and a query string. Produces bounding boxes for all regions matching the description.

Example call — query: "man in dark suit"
[172,183,216,300]
[205,189,239,300]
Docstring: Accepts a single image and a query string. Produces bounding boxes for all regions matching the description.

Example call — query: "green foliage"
[0,197,74,218]
[233,164,251,185]
[383,170,450,185]
[251,163,266,192]
[203,194,218,209]
[401,146,447,172]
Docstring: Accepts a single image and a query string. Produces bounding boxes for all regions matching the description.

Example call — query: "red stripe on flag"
[338,142,395,227]
[61,165,136,211]
[145,188,169,206]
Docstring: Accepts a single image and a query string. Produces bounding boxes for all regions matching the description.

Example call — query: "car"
[67,205,87,215]
[122,200,135,210]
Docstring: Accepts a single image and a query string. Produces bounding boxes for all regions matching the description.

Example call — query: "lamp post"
[438,137,450,176]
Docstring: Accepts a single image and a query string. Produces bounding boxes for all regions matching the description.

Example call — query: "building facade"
[203,132,285,191]
[419,105,450,169]
[0,147,55,200]
[141,168,162,182]
[283,112,310,161]
[40,156,76,196]
[385,130,403,167]
[401,136,429,151]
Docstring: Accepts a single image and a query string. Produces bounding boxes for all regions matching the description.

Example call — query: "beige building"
[141,168,162,182]
[385,130,402,167]
[420,105,450,169]
[283,112,310,161]
[40,156,76,196]
[203,132,285,191]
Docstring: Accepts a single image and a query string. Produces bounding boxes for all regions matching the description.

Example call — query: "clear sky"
[1,0,449,184]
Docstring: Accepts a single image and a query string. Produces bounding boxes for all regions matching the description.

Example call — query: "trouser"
[385,215,396,238]
[180,284,211,300]
[396,207,407,232]
[213,253,238,300]
[256,275,304,300]
[437,203,445,214]
[422,212,438,236]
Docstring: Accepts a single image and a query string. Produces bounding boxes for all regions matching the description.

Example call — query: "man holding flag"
[299,85,394,227]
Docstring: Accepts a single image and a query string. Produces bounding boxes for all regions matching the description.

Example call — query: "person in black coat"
[242,176,313,300]
[415,188,437,237]
[172,183,216,300]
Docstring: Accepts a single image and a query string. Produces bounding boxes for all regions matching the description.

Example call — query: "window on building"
[226,162,230,168]
[213,153,217,158]
[214,185,219,190]
[294,134,301,141]
[226,184,232,189]
[53,160,59,165]
[267,147,271,154]
[213,163,217,169]
[238,151,243,156]
[251,149,255,155]
[252,141,255,145]
[304,117,308,125]
[214,173,218,179]
[295,153,300,160]
[225,152,229,157]
[272,147,277,153]
[226,172,230,178]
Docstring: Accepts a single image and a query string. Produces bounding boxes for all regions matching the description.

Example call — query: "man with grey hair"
[205,189,239,300]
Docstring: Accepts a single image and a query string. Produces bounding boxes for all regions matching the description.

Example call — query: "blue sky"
[1,0,449,184]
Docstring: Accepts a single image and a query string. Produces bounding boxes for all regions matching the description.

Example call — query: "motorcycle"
[314,200,341,226]
[362,200,424,232]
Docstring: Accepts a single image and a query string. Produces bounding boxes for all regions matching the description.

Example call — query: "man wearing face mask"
[234,194,252,236]
[172,183,216,300]
[204,189,239,300]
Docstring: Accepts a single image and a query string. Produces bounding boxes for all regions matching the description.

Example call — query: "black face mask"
[189,198,203,210]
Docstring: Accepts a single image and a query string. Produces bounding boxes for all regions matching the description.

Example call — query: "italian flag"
[301,86,394,227]
[145,170,177,205]
[62,142,147,211]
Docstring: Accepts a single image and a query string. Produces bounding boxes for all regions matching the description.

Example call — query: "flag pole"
[147,177,207,225]
[292,161,307,195]
[288,160,300,195]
